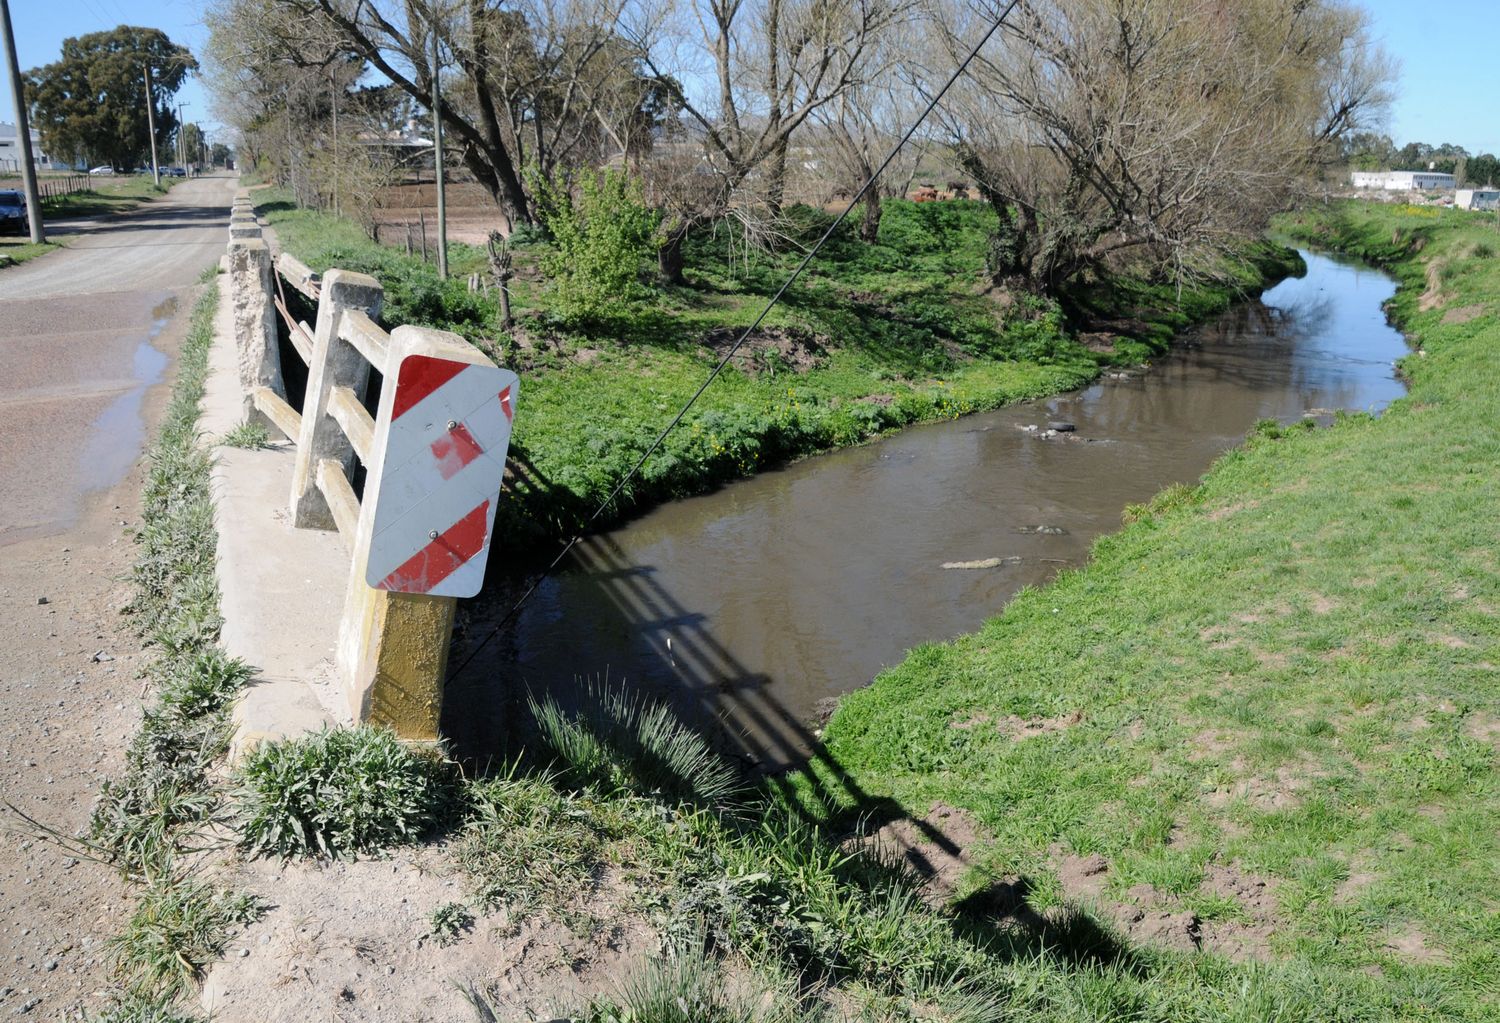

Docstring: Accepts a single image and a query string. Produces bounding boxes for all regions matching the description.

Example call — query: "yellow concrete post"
[336,325,497,738]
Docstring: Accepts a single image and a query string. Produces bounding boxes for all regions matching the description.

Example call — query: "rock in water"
[941,557,1005,570]
[1048,421,1076,432]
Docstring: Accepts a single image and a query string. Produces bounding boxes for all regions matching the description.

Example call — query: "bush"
[535,168,660,324]
[232,727,453,858]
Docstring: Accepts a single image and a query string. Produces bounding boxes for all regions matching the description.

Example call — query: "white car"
[88,165,114,175]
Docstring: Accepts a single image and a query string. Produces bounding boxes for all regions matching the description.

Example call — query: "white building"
[1455,188,1500,211]
[1350,170,1457,191]
[0,121,69,173]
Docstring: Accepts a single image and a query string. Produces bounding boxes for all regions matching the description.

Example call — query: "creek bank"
[806,201,1500,1013]
[450,247,1403,769]
[255,192,1301,561]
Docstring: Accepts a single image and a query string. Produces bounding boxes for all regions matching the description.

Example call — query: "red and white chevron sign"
[366,354,518,597]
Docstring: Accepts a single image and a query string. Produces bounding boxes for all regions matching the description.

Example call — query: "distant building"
[0,122,69,173]
[1351,170,1457,191]
[1455,188,1500,211]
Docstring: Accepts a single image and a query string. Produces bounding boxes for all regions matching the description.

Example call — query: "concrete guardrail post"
[335,324,483,738]
[227,235,284,430]
[290,269,384,530]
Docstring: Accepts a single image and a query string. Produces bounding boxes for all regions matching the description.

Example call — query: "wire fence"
[0,174,91,203]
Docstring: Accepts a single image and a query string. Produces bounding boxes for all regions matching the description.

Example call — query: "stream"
[446,249,1410,769]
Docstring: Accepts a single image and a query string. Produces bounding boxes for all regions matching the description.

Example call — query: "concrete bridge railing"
[225,194,494,740]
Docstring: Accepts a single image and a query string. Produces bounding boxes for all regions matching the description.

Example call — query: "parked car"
[88,165,115,175]
[165,166,186,178]
[0,190,29,235]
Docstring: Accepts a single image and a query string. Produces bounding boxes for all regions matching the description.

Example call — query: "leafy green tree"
[26,27,196,171]
[534,168,660,325]
[1465,153,1499,188]
[181,122,205,166]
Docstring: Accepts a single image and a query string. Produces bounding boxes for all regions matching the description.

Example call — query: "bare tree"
[927,0,1395,294]
[627,0,909,282]
[812,15,927,242]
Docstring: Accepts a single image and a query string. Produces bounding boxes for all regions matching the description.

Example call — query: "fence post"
[227,233,284,428]
[335,324,490,737]
[289,269,384,529]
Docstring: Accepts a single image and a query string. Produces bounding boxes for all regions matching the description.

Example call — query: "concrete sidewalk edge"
[202,276,349,755]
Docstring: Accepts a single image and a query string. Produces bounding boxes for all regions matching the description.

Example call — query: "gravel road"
[0,174,237,1018]
[0,173,238,545]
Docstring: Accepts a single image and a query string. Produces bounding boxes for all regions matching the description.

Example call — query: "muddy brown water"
[446,250,1409,770]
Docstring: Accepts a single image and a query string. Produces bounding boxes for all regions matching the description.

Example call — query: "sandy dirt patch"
[201,848,656,1022]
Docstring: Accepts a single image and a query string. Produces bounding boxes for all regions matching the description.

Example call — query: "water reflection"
[446,250,1408,769]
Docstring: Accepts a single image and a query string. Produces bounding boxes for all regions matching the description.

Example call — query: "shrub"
[534,168,660,324]
[232,727,453,858]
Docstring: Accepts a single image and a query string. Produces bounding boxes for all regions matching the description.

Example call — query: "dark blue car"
[0,190,28,235]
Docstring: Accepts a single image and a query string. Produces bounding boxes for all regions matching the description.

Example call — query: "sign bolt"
[447,419,457,429]
[428,530,439,539]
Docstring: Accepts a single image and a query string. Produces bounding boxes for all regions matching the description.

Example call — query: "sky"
[2,0,1498,157]
[2,0,216,141]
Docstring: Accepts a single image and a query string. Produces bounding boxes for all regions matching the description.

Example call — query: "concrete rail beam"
[289,269,383,530]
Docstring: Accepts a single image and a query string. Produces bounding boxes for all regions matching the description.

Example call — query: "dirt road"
[0,173,238,545]
[0,174,236,1019]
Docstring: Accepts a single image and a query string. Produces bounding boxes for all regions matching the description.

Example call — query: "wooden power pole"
[143,65,161,186]
[0,0,44,243]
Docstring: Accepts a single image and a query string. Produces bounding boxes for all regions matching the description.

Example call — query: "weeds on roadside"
[529,681,741,808]
[110,874,259,1000]
[86,994,206,1023]
[78,279,259,1019]
[428,901,475,946]
[232,726,454,858]
[219,419,272,450]
[456,768,619,915]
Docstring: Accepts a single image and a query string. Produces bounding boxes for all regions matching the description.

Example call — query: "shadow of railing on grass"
[442,515,1144,974]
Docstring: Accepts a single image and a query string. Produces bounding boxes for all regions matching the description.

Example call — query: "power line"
[445,0,1025,686]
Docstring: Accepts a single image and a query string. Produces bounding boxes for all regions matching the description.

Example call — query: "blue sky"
[3,0,1498,156]
[1359,0,1499,155]
[3,0,215,138]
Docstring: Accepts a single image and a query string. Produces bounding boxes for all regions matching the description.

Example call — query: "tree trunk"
[658,224,689,285]
[859,187,882,243]
[765,138,789,216]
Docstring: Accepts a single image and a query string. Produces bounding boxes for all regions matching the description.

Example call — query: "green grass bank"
[803,201,1500,1016]
[256,191,1299,552]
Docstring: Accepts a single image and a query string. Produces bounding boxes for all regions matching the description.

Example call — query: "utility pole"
[0,0,44,243]
[431,13,448,279]
[143,65,160,186]
[177,102,189,172]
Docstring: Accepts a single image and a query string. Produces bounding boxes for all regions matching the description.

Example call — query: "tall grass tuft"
[529,680,741,808]
[232,726,455,858]
[109,875,259,1000]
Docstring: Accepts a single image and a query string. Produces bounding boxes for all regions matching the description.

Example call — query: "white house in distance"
[1455,188,1500,210]
[0,122,69,173]
[1351,170,1457,191]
